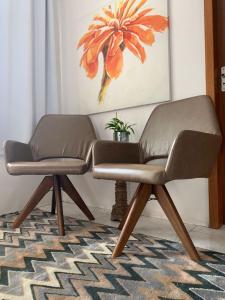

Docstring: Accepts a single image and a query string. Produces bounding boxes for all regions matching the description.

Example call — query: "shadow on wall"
[0,159,45,215]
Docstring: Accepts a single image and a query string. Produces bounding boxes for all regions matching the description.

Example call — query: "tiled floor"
[38,201,225,254]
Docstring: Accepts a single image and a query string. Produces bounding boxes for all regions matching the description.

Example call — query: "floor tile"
[190,225,225,253]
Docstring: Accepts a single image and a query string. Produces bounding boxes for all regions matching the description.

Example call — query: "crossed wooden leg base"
[12,179,199,260]
[114,183,200,261]
[12,175,94,236]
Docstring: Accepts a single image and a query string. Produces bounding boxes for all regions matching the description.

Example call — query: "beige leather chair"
[4,115,97,235]
[92,96,222,260]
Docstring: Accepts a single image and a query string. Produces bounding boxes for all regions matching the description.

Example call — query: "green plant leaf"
[105,116,135,134]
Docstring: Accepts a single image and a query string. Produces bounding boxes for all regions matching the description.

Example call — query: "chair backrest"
[139,95,221,163]
[29,115,96,161]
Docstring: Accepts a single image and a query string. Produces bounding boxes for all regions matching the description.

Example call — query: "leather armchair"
[4,115,97,235]
[92,96,222,260]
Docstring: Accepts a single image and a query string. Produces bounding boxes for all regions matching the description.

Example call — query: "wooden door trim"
[205,0,223,228]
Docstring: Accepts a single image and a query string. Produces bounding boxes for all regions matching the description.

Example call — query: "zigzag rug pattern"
[0,210,224,299]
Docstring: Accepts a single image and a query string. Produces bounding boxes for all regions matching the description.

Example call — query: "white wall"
[0,0,208,226]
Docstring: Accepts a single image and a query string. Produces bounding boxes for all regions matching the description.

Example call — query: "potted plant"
[105,113,135,142]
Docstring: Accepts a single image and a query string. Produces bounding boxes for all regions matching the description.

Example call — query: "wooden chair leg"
[112,184,151,258]
[53,175,65,236]
[60,175,94,221]
[153,185,200,261]
[12,176,53,229]
[51,189,56,215]
[118,184,142,230]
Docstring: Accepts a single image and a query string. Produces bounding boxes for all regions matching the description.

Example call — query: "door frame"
[205,0,224,228]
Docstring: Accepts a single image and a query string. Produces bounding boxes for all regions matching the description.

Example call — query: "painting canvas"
[75,0,170,114]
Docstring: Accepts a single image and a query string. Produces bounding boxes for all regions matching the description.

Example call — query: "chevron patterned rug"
[0,210,224,299]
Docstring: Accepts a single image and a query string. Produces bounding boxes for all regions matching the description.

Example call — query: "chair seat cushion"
[7,158,88,175]
[93,159,167,185]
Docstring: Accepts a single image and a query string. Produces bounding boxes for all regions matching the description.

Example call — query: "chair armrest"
[4,140,33,163]
[92,140,140,165]
[165,130,221,181]
[85,140,98,168]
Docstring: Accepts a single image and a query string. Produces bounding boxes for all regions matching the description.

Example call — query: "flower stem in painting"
[98,46,111,103]
[99,68,111,103]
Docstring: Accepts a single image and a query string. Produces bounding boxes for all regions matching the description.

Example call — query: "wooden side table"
[110,132,130,221]
[111,180,128,221]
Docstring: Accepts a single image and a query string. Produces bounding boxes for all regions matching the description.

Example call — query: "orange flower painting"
[77,0,168,103]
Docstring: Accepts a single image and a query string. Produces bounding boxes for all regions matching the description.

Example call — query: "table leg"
[111,180,128,221]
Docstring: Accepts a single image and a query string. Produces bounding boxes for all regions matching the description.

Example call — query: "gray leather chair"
[4,115,97,235]
[92,96,222,260]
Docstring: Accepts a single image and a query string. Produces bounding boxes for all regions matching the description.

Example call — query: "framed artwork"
[75,0,170,114]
